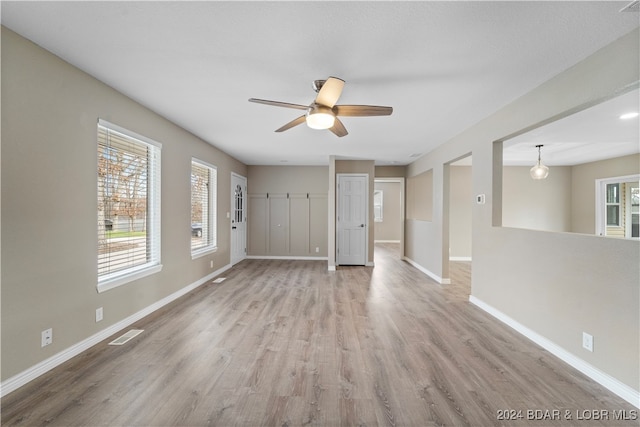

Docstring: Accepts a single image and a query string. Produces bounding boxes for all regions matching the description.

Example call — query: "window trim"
[97,119,162,293]
[191,158,218,259]
[595,174,639,238]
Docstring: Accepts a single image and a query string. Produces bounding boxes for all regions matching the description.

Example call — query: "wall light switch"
[96,307,104,322]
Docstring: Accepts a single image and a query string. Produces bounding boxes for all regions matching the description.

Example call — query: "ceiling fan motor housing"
[312,79,327,93]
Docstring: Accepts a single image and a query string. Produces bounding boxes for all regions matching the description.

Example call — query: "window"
[596,175,639,239]
[191,159,217,256]
[374,190,383,222]
[606,183,620,226]
[97,120,161,292]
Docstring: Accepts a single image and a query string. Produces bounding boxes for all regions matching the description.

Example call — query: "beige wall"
[1,28,247,381]
[407,169,433,221]
[375,165,406,178]
[248,165,328,194]
[502,166,572,232]
[406,28,639,393]
[374,181,402,242]
[449,166,472,259]
[246,166,328,257]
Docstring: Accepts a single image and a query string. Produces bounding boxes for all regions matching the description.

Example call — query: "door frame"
[336,173,369,266]
[373,177,405,259]
[230,172,247,265]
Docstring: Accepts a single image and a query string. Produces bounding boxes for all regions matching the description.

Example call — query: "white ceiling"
[504,88,639,166]
[2,1,638,166]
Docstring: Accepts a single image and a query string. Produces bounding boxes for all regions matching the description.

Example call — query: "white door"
[231,173,247,265]
[337,174,368,265]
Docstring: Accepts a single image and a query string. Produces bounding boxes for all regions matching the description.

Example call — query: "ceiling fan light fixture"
[306,105,335,129]
[530,144,549,180]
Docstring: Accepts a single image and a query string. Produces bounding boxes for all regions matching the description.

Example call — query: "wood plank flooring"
[2,243,637,426]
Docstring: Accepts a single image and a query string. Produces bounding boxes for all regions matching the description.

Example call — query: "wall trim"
[0,263,232,398]
[403,256,451,284]
[450,256,472,261]
[469,295,640,409]
[374,240,401,243]
[246,255,328,261]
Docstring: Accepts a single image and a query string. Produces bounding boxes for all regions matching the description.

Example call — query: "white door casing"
[337,174,368,266]
[231,173,247,265]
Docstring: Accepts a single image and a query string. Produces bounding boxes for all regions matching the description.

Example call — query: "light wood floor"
[2,243,636,426]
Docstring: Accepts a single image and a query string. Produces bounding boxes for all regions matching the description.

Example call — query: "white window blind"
[191,159,217,256]
[97,120,161,292]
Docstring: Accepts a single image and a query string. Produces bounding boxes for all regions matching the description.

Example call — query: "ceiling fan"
[248,77,393,137]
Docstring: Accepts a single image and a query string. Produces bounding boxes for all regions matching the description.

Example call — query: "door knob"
[360,224,365,227]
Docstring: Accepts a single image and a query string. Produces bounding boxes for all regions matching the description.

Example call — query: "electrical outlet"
[96,307,104,322]
[41,328,53,347]
[582,332,594,352]
[315,247,320,253]
[210,260,214,268]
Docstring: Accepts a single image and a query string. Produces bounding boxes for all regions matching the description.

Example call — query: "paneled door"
[231,173,247,265]
[337,174,368,265]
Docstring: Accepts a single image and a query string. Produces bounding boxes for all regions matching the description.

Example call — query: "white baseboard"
[469,295,640,409]
[0,263,232,398]
[374,240,401,243]
[246,255,328,261]
[403,257,451,284]
[449,256,472,261]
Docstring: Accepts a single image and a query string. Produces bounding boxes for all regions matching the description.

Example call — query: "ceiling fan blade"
[315,77,345,108]
[275,115,307,132]
[333,105,393,116]
[329,118,348,137]
[249,98,308,110]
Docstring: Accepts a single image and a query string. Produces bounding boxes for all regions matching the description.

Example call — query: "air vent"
[409,153,422,158]
[620,1,639,12]
[108,329,144,346]
[212,277,226,284]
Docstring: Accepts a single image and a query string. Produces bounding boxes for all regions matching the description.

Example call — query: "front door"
[231,173,247,265]
[337,174,368,265]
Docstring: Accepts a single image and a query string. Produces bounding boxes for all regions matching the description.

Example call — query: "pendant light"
[530,144,549,180]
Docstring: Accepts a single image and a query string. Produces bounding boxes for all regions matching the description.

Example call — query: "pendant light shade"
[530,144,549,180]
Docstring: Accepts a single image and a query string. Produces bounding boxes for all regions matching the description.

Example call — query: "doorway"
[444,154,473,289]
[374,178,405,259]
[231,173,247,265]
[337,174,368,266]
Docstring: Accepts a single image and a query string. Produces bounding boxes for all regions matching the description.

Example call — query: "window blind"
[97,120,161,289]
[191,159,217,255]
